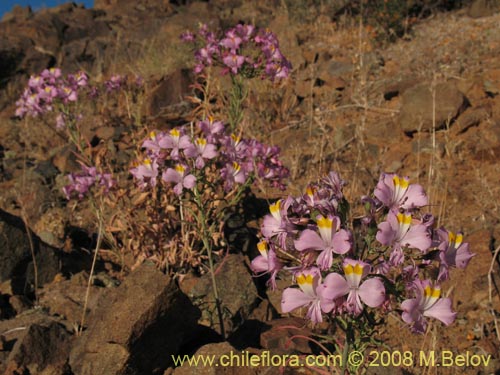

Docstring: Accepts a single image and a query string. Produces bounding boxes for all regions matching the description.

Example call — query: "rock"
[0,207,60,295]
[468,0,500,18]
[4,321,71,375]
[33,207,67,248]
[146,69,193,117]
[0,310,69,374]
[399,82,468,133]
[69,262,200,375]
[452,106,492,134]
[1,5,33,23]
[190,254,258,336]
[38,271,103,324]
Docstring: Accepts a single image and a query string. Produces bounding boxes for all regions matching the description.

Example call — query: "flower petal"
[331,229,352,254]
[358,278,385,308]
[281,288,313,313]
[294,229,326,251]
[322,273,349,300]
[423,298,456,326]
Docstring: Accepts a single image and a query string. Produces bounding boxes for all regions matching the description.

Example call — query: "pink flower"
[322,259,386,315]
[281,268,335,324]
[130,158,159,188]
[222,53,245,74]
[376,211,432,265]
[401,279,456,333]
[374,173,428,212]
[251,240,282,290]
[294,215,351,270]
[162,164,196,196]
[436,228,474,281]
[158,128,192,160]
[221,161,246,191]
[142,131,166,155]
[220,30,242,52]
[184,137,218,168]
[199,116,225,142]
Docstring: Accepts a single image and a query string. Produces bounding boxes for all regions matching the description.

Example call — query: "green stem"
[228,75,247,133]
[79,198,104,335]
[192,185,226,339]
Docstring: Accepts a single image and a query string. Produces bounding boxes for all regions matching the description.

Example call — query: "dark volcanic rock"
[4,320,71,375]
[0,209,61,295]
[69,262,200,375]
[190,253,259,336]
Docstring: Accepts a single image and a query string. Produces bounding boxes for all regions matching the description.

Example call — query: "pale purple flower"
[184,137,218,168]
[251,240,282,290]
[221,161,246,191]
[162,164,196,195]
[436,228,474,281]
[322,259,386,315]
[401,279,456,333]
[294,215,352,270]
[158,128,192,160]
[142,131,166,156]
[180,31,195,42]
[222,53,245,74]
[376,211,432,264]
[235,24,255,42]
[41,67,62,84]
[63,164,114,199]
[260,198,295,249]
[281,268,335,324]
[199,117,225,142]
[130,158,159,188]
[58,86,78,103]
[220,29,242,52]
[105,75,123,92]
[374,173,428,212]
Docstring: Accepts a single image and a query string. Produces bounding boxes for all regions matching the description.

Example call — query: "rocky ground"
[1,0,500,374]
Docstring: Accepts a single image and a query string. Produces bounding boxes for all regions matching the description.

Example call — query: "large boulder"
[0,209,60,295]
[399,82,468,133]
[69,262,201,375]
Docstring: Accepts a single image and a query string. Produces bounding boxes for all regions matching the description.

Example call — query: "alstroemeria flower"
[374,173,428,212]
[130,158,159,188]
[220,29,242,52]
[199,116,225,142]
[142,131,166,155]
[223,53,245,74]
[162,164,196,195]
[250,240,282,290]
[436,228,474,281]
[260,198,295,249]
[221,161,246,191]
[401,279,456,333]
[294,215,352,270]
[281,268,335,324]
[158,128,191,160]
[184,137,218,168]
[376,211,432,265]
[322,259,385,315]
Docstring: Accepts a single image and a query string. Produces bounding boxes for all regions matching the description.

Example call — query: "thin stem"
[79,201,104,336]
[192,185,226,339]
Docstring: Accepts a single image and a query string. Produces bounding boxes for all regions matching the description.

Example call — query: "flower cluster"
[62,164,115,200]
[130,117,289,193]
[252,172,474,334]
[15,68,89,118]
[181,23,292,81]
